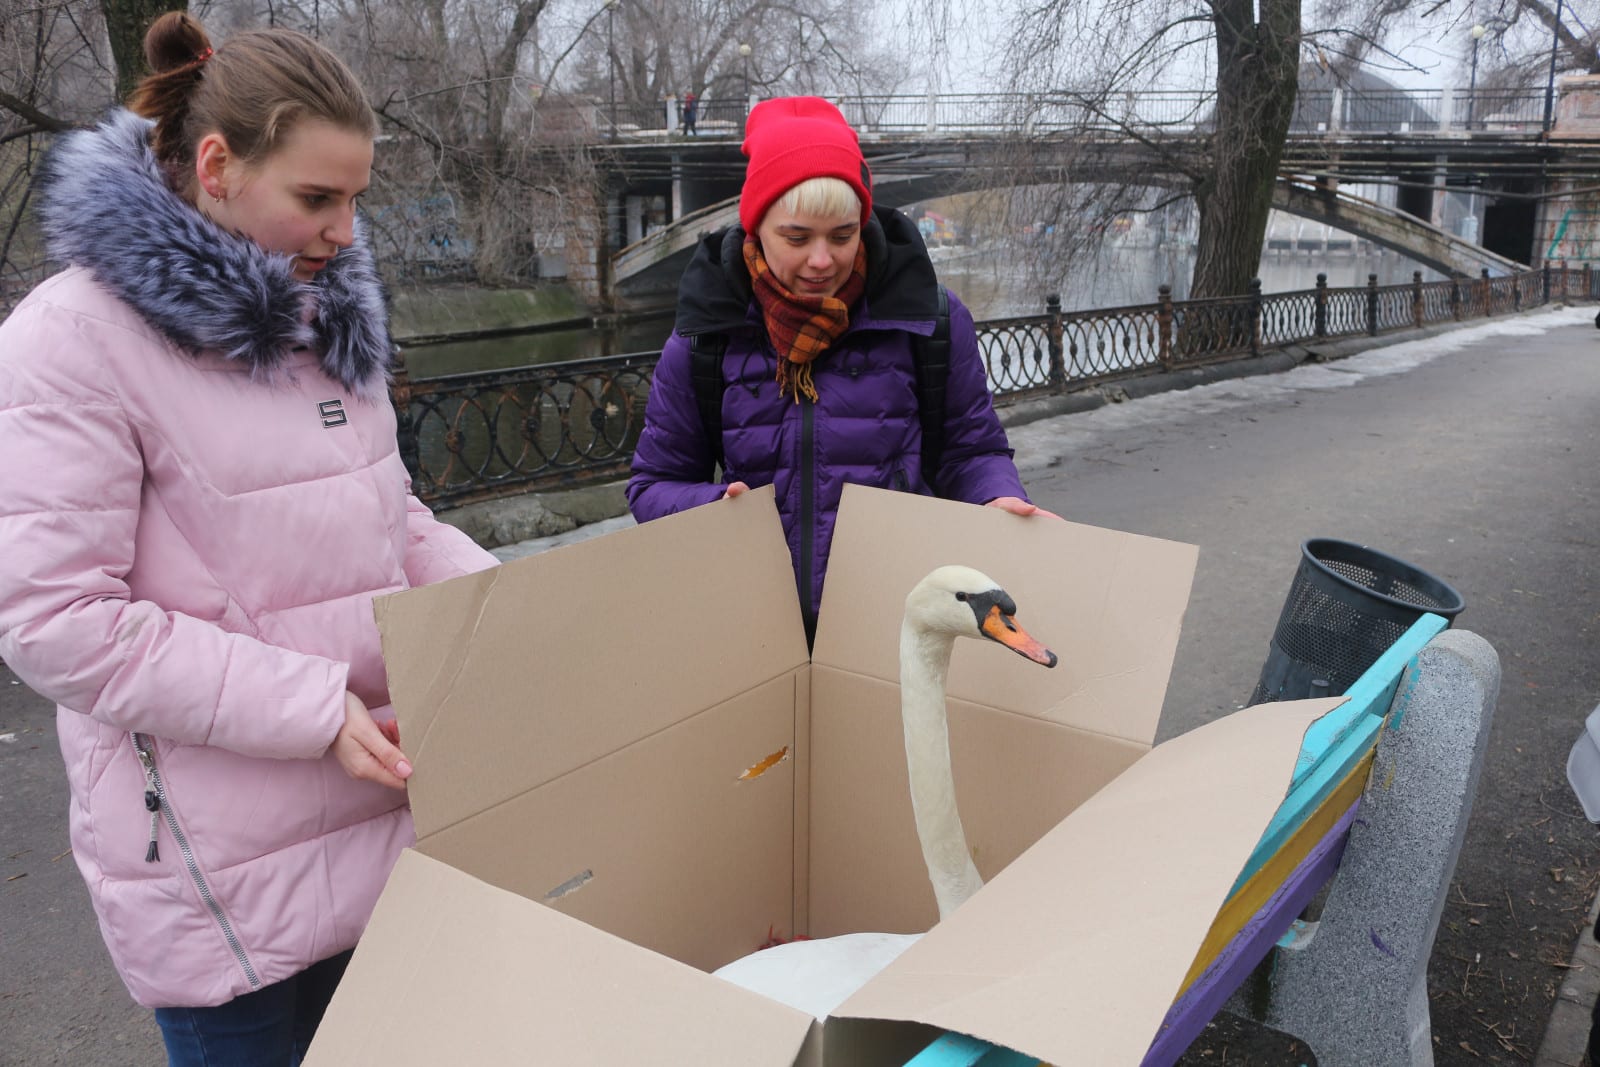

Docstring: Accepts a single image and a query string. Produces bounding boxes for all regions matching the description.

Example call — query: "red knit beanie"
[739,97,873,234]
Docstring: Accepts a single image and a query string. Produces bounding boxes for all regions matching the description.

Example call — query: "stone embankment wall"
[390,284,589,343]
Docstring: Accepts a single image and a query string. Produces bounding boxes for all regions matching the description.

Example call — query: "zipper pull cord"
[135,739,160,863]
[144,786,160,863]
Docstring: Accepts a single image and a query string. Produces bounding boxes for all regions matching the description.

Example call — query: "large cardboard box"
[307,485,1337,1066]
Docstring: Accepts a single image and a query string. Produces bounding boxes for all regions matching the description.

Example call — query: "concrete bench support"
[1225,628,1501,1066]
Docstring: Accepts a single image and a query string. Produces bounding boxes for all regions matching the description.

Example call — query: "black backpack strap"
[913,285,952,487]
[687,332,729,478]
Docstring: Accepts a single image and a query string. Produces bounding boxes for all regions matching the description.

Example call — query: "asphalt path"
[2,307,1598,1065]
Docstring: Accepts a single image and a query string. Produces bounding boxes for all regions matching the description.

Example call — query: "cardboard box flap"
[815,486,1197,747]
[832,697,1344,1065]
[376,486,805,841]
[306,850,816,1066]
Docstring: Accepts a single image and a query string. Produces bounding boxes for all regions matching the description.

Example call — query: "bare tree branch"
[0,90,75,131]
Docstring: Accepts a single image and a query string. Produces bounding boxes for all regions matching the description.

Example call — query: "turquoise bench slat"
[1287,613,1444,786]
[907,1032,1040,1066]
[1232,613,1445,890]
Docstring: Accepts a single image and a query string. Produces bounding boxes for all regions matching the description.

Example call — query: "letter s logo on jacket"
[319,400,348,428]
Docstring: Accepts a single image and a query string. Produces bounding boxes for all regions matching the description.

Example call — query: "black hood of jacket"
[673,204,941,338]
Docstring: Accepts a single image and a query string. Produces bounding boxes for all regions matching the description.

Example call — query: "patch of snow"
[1007,306,1595,473]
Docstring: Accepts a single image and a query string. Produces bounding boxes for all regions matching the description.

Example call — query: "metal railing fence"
[396,264,1597,509]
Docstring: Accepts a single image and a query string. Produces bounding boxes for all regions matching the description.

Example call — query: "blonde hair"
[129,11,375,199]
[774,177,861,223]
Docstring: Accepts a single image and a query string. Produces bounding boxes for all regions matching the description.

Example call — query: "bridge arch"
[612,174,1525,306]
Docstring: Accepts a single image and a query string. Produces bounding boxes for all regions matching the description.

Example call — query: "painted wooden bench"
[905,614,1501,1067]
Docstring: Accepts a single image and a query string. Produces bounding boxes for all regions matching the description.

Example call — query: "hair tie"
[196,47,214,63]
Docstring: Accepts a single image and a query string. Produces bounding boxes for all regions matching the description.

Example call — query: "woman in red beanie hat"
[628,96,1057,642]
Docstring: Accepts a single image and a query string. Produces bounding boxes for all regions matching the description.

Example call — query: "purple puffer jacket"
[627,207,1027,633]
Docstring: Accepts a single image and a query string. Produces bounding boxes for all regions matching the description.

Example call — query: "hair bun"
[143,11,212,74]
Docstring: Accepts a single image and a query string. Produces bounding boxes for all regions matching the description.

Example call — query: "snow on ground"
[1006,305,1595,474]
[492,513,638,561]
[496,305,1595,560]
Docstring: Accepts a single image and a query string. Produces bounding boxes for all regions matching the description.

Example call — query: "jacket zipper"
[799,398,817,646]
[131,732,262,990]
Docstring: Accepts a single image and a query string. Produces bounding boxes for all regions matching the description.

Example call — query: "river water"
[401,241,1443,379]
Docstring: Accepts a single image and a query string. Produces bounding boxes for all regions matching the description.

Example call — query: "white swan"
[713,565,1058,1018]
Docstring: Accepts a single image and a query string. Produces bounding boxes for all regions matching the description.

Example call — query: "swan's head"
[905,565,1058,668]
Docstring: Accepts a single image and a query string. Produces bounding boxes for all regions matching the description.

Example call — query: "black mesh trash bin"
[1247,538,1465,706]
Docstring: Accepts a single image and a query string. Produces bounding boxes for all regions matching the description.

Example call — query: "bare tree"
[1195,0,1301,297]
[567,0,903,120]
[1328,0,1600,81]
[983,0,1302,299]
[1,0,129,308]
[964,0,1600,299]
[2,0,906,309]
[102,0,182,98]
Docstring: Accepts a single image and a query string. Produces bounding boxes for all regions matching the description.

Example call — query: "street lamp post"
[1544,0,1566,132]
[738,42,752,111]
[1468,23,1486,130]
[606,0,618,140]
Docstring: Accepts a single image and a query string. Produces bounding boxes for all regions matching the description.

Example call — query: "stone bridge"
[582,83,1600,307]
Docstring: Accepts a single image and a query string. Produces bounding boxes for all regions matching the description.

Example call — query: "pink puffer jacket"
[0,112,497,1008]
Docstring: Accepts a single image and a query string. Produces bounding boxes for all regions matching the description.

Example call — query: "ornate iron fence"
[395,352,657,508]
[1168,292,1256,365]
[1374,283,1414,332]
[397,264,1593,508]
[971,308,1061,394]
[1059,298,1164,380]
[1259,288,1318,347]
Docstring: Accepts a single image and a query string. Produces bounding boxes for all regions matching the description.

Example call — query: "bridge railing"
[395,264,1593,509]
[1452,88,1548,131]
[690,97,751,132]
[1290,87,1549,134]
[599,87,1557,141]
[835,92,1217,135]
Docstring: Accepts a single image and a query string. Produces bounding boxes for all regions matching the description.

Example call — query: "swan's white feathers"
[711,932,921,1018]
[711,565,1034,1019]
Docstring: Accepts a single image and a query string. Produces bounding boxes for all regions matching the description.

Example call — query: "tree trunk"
[1518,0,1600,74]
[472,0,546,282]
[101,0,185,104]
[1189,0,1300,298]
[422,0,448,52]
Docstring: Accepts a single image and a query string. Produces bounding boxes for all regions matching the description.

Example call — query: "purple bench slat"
[1138,801,1362,1066]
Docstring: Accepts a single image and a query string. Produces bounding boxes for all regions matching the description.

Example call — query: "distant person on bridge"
[682,89,699,135]
[627,96,1056,643]
[0,12,496,1066]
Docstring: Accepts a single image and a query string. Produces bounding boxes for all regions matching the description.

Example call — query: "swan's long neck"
[900,618,985,922]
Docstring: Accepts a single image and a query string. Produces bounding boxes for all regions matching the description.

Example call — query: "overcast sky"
[880,0,1597,95]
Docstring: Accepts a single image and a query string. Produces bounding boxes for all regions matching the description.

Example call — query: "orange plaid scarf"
[743,236,868,403]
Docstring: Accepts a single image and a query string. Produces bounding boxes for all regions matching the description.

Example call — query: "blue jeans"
[154,950,352,1067]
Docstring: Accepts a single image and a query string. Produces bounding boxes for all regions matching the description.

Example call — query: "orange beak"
[979,605,1058,668]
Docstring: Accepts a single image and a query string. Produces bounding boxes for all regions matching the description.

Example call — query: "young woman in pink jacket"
[0,12,496,1063]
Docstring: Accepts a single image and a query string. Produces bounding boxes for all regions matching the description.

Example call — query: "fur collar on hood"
[38,109,392,394]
